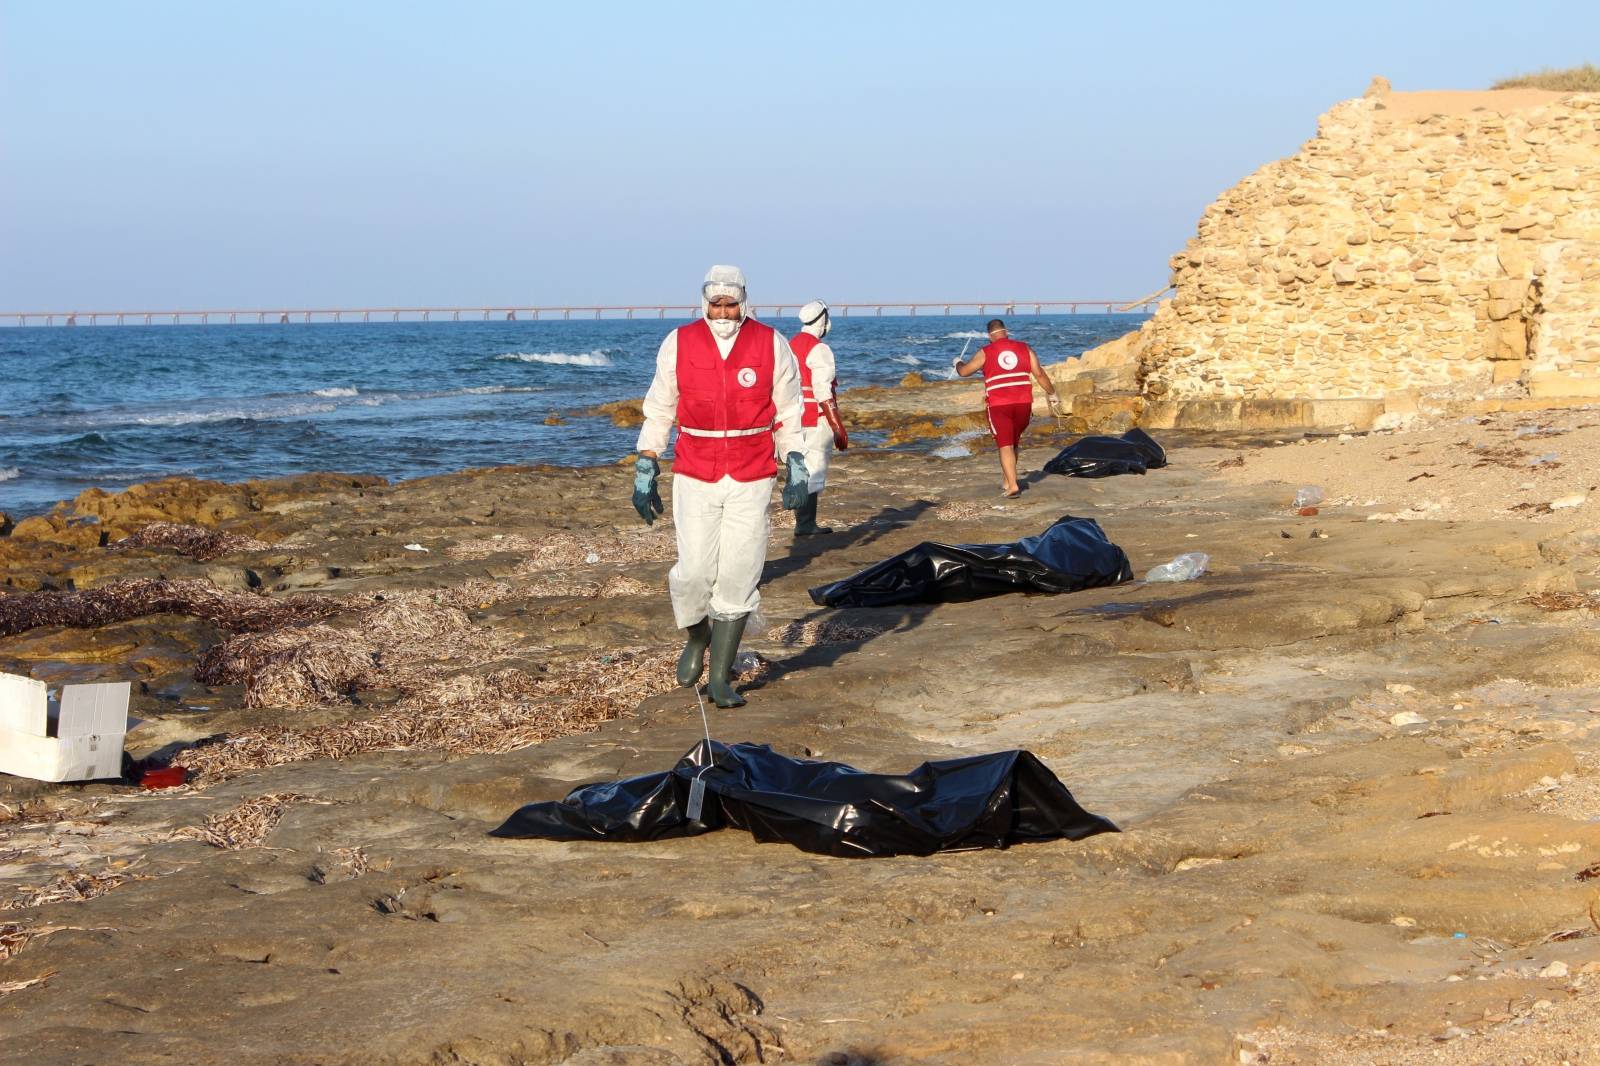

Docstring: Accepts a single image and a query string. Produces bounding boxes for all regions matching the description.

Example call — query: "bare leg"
[998,445,1020,496]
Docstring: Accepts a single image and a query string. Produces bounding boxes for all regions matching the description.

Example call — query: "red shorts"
[986,402,1032,449]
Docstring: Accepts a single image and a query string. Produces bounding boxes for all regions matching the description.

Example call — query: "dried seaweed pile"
[111,522,269,561]
[597,574,656,597]
[511,528,677,574]
[525,573,658,599]
[170,792,312,849]
[0,971,56,997]
[196,624,378,709]
[766,618,888,647]
[445,533,545,560]
[309,846,373,884]
[175,649,750,780]
[771,509,865,532]
[0,578,341,640]
[449,528,677,570]
[932,501,992,521]
[1524,590,1600,612]
[196,595,517,709]
[0,867,145,911]
[0,923,32,962]
[394,579,516,609]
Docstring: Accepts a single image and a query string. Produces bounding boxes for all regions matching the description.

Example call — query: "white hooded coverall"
[791,316,837,494]
[637,273,805,629]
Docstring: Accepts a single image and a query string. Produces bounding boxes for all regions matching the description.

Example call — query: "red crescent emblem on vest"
[998,351,1019,371]
[737,367,757,388]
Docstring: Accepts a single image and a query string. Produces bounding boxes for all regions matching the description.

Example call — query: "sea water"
[0,313,1145,516]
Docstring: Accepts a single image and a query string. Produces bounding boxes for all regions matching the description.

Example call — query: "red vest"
[673,317,778,483]
[789,332,822,427]
[980,339,1034,408]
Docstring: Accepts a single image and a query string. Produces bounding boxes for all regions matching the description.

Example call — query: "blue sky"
[2,0,1595,310]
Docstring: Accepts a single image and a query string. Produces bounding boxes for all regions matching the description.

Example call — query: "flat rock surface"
[3,418,1600,1064]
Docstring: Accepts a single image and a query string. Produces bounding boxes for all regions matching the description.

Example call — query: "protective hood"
[701,264,748,339]
[798,299,830,339]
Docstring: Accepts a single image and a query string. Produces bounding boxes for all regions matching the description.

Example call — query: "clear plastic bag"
[1144,551,1209,582]
[1292,486,1324,508]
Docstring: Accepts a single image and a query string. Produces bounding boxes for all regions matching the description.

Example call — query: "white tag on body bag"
[686,774,707,822]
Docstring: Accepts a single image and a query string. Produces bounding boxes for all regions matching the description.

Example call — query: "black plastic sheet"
[489,740,1117,858]
[1043,428,1168,478]
[807,514,1132,608]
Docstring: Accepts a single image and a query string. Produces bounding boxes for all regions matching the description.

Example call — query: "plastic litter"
[403,543,429,553]
[139,766,189,790]
[1292,486,1324,508]
[489,739,1118,858]
[807,514,1132,608]
[1145,552,1209,583]
[1042,428,1167,478]
[1528,453,1559,466]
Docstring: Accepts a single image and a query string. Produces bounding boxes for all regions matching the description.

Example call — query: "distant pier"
[2,295,1170,327]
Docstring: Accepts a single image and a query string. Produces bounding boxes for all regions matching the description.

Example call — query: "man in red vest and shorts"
[954,318,1062,498]
[632,265,810,707]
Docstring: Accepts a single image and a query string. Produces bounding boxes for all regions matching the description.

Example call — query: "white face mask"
[708,316,741,340]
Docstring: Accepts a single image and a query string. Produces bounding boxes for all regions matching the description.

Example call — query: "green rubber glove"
[632,456,663,525]
[782,452,809,510]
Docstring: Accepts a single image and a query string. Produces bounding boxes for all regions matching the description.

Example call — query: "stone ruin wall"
[1135,87,1600,405]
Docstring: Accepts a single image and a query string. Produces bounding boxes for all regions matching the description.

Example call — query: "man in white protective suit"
[631,265,810,708]
[784,301,850,536]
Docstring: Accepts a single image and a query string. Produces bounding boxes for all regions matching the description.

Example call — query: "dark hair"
[986,318,1006,333]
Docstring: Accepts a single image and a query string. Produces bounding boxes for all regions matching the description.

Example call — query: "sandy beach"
[2,374,1598,1063]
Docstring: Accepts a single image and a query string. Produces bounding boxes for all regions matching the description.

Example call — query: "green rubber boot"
[794,490,833,536]
[706,614,750,708]
[676,618,712,687]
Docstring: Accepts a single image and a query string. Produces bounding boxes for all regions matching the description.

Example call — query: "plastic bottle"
[1292,486,1324,509]
[1145,552,1209,582]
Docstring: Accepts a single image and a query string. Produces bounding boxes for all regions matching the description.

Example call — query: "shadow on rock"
[763,499,937,583]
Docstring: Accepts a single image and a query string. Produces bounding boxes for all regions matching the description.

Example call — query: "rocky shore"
[2,372,1599,1063]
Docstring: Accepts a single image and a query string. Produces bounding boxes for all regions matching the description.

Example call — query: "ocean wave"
[134,402,339,426]
[0,467,19,482]
[907,331,986,346]
[495,350,614,367]
[86,468,196,483]
[36,385,551,430]
[890,355,921,365]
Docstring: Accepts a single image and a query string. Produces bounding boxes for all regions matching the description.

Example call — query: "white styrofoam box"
[0,672,133,782]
